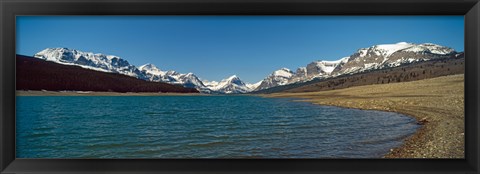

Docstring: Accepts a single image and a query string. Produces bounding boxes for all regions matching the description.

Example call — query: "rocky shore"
[265,74,464,158]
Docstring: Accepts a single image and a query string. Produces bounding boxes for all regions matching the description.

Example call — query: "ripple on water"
[16,96,419,158]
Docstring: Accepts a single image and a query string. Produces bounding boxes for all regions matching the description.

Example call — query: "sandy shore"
[16,90,209,96]
[265,74,464,158]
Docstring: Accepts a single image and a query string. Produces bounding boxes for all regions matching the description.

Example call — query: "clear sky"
[16,16,464,83]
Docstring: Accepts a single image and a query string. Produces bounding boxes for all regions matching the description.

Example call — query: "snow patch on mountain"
[202,80,219,88]
[34,48,144,78]
[373,42,414,57]
[255,68,294,90]
[273,68,294,78]
[210,75,252,94]
[139,63,165,76]
[246,81,262,90]
[403,43,455,55]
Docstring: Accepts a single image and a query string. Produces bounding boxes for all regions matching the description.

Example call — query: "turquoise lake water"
[16,95,419,158]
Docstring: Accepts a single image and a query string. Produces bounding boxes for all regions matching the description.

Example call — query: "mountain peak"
[48,47,72,51]
[210,75,251,94]
[255,68,295,91]
[140,63,158,69]
[395,41,410,45]
[139,63,163,76]
[273,68,293,78]
[227,75,239,80]
[372,42,415,57]
[143,63,154,66]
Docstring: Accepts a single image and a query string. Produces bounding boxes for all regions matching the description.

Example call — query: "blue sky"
[16,16,464,83]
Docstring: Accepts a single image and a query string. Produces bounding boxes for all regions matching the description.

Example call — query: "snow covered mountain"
[34,48,146,79]
[138,64,205,88]
[255,68,294,91]
[255,59,349,90]
[303,57,349,80]
[246,81,262,91]
[203,80,219,88]
[334,42,457,75]
[33,48,257,93]
[253,42,458,91]
[306,58,348,78]
[209,75,254,94]
[138,63,259,93]
[33,42,458,93]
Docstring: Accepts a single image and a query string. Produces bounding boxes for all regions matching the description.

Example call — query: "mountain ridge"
[34,47,256,94]
[32,42,460,94]
[253,42,459,90]
[251,54,464,94]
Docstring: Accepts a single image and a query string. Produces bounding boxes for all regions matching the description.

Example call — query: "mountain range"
[34,48,259,94]
[32,42,460,93]
[253,42,459,90]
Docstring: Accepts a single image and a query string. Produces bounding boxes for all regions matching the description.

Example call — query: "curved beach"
[265,74,464,158]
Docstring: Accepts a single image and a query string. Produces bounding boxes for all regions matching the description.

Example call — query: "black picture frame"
[1,0,479,173]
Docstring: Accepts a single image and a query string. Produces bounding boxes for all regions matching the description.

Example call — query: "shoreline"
[264,74,464,158]
[16,75,464,158]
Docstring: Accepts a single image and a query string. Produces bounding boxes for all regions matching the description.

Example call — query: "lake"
[16,95,419,158]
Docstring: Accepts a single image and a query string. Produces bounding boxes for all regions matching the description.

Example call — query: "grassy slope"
[265,74,464,158]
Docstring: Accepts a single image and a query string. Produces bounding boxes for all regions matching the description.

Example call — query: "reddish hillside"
[16,55,199,93]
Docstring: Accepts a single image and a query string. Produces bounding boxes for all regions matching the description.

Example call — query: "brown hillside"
[16,55,199,93]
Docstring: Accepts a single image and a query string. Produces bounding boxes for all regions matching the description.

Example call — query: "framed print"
[1,0,479,173]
